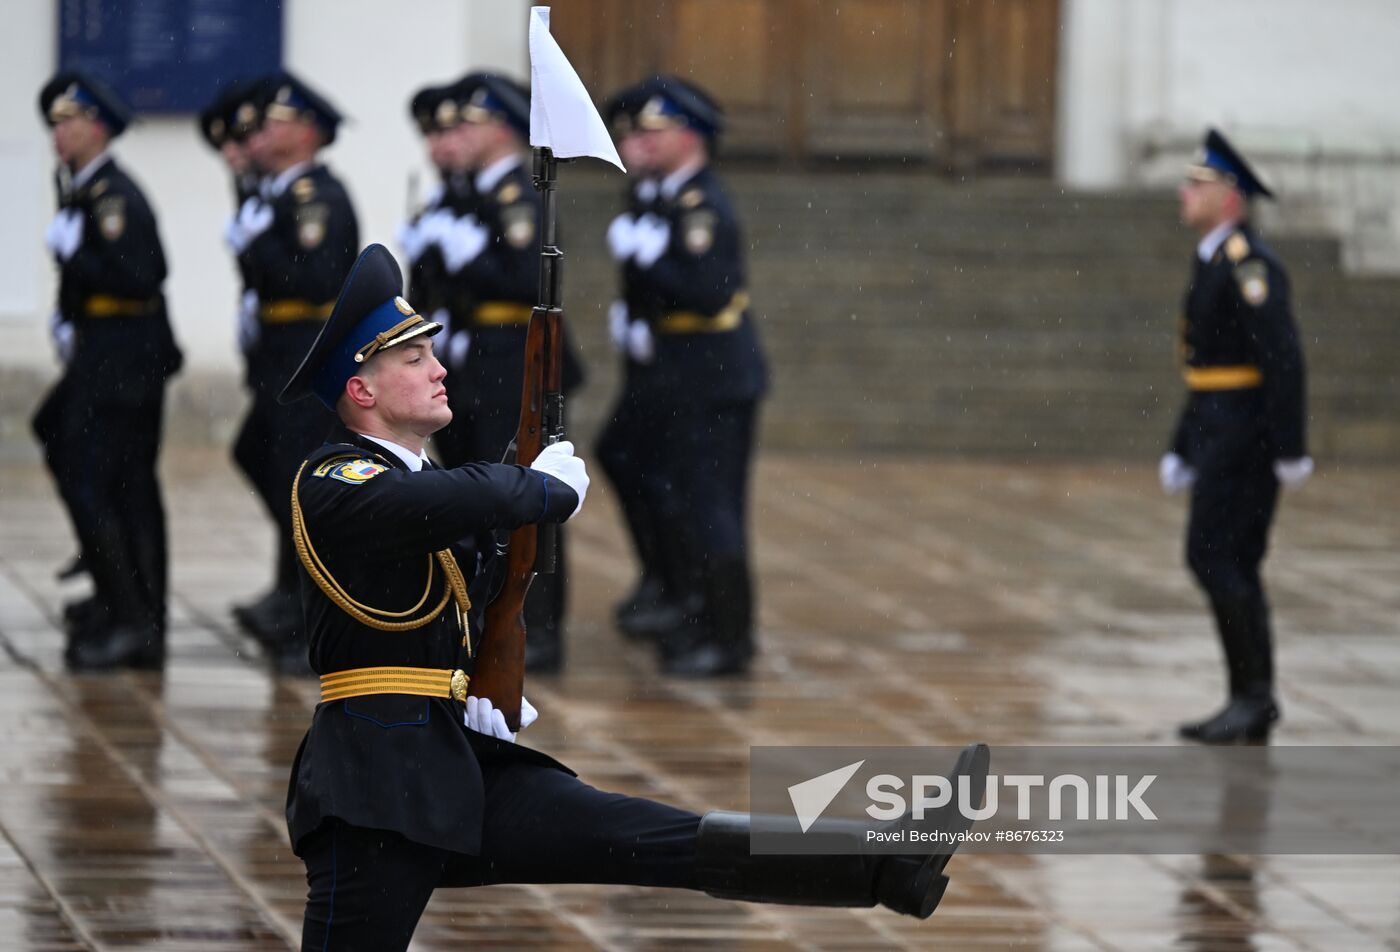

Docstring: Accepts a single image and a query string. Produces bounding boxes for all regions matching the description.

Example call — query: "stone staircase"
[557,168,1400,461]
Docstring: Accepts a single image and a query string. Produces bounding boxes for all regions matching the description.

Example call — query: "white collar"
[476,153,522,194]
[358,434,429,472]
[1197,221,1238,262]
[265,160,315,198]
[660,158,706,199]
[72,152,111,189]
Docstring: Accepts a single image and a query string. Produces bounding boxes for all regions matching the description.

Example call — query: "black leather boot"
[695,744,990,918]
[661,559,754,677]
[1180,594,1278,744]
[66,621,165,671]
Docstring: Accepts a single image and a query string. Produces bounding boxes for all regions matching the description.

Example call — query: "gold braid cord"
[291,461,471,637]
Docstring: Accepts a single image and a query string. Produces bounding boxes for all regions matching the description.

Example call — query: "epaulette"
[1224,232,1251,264]
[495,181,522,205]
[679,187,705,210]
[89,178,110,199]
[291,176,317,203]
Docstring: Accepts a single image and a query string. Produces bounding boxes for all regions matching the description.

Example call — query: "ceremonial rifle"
[468,147,565,731]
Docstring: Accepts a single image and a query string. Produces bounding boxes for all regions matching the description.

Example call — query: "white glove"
[417,208,455,248]
[236,289,260,353]
[606,213,639,261]
[1159,452,1196,495]
[396,218,429,263]
[1273,456,1314,490]
[464,695,537,742]
[48,310,74,364]
[632,213,670,269]
[46,209,83,261]
[607,300,630,352]
[441,215,489,273]
[225,197,274,253]
[447,329,472,367]
[626,319,655,363]
[529,439,589,518]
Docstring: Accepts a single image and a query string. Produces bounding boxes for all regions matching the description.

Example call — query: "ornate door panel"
[549,0,1057,166]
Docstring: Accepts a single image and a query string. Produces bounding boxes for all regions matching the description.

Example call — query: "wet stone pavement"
[1,449,1398,951]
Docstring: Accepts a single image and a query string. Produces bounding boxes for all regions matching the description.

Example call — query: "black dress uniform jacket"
[406,173,475,331]
[1171,225,1307,463]
[285,427,578,856]
[444,160,584,464]
[238,164,359,391]
[625,165,767,405]
[57,157,182,387]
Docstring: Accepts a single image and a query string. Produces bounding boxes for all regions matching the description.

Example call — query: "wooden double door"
[550,0,1059,166]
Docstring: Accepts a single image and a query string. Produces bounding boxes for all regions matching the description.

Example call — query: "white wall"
[0,0,532,374]
[1059,0,1400,186]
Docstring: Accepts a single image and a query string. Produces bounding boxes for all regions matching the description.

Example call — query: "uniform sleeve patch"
[1235,259,1270,307]
[502,203,536,249]
[315,458,389,484]
[296,203,329,249]
[681,209,717,255]
[95,195,126,241]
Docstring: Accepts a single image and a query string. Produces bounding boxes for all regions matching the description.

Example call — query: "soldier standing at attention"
[424,73,583,673]
[34,71,183,670]
[1161,129,1311,744]
[226,71,359,674]
[280,243,986,950]
[595,82,682,643]
[605,76,769,677]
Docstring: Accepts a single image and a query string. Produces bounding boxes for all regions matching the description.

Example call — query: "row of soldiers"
[34,66,768,679]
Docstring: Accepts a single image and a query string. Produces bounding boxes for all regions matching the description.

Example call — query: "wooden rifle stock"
[470,149,566,732]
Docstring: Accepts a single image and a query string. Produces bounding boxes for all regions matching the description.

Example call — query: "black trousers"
[34,372,169,628]
[299,763,700,951]
[1183,404,1281,697]
[595,375,669,579]
[665,400,758,564]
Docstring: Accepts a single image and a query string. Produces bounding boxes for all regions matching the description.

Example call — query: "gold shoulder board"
[1224,232,1250,263]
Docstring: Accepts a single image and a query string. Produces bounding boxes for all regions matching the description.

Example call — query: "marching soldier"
[280,244,986,949]
[603,76,769,677]
[1161,129,1311,743]
[198,78,265,358]
[34,71,183,670]
[416,73,583,672]
[398,80,473,362]
[226,71,359,673]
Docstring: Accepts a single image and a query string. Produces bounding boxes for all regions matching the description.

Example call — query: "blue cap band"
[311,297,433,409]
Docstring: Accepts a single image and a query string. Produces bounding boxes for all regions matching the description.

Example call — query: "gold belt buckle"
[450,669,470,702]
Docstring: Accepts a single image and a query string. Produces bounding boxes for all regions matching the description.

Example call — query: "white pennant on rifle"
[528,6,625,171]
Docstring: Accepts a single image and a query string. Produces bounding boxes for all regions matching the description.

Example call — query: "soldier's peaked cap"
[454,73,531,138]
[39,70,131,137]
[1186,128,1274,200]
[634,75,724,141]
[256,70,345,144]
[280,244,443,410]
[199,77,261,149]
